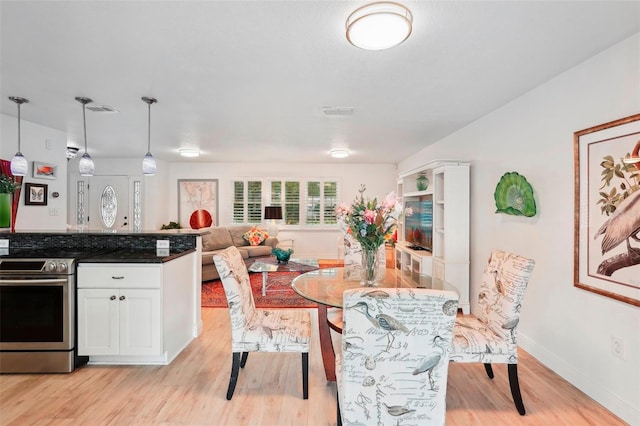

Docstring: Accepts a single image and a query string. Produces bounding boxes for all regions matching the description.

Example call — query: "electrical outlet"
[612,336,625,360]
[156,240,170,249]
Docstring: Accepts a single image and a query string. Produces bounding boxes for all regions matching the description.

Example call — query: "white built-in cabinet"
[77,252,196,365]
[396,160,470,313]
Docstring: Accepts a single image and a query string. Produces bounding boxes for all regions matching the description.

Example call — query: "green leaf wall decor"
[494,172,537,217]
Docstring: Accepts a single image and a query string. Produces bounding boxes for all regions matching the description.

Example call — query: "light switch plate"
[156,240,170,249]
[156,248,170,257]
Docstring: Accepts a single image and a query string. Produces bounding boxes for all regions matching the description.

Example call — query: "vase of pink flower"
[336,185,401,285]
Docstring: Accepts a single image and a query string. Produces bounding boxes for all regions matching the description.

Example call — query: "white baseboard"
[518,333,639,425]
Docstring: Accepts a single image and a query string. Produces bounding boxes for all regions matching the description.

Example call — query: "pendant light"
[75,96,95,176]
[141,96,157,176]
[9,96,29,176]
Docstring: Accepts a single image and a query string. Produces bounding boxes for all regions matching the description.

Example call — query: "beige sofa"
[201,225,278,282]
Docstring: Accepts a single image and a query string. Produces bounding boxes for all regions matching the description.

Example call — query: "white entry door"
[86,176,130,231]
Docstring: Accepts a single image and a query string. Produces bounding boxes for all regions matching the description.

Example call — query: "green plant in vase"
[0,174,20,229]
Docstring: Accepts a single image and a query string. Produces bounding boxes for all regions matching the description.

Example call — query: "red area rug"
[202,271,318,309]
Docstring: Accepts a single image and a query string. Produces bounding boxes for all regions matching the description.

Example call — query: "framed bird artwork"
[574,113,640,307]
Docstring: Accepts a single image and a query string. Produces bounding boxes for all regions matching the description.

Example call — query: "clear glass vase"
[361,245,380,286]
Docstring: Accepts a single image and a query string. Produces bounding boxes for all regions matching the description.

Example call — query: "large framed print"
[178,179,218,229]
[574,113,640,307]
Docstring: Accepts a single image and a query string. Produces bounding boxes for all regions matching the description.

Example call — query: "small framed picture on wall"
[25,183,48,206]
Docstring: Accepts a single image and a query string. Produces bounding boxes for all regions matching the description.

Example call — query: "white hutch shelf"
[396,160,470,314]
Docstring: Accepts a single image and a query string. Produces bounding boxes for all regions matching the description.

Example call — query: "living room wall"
[0,114,68,231]
[168,161,398,259]
[398,33,640,424]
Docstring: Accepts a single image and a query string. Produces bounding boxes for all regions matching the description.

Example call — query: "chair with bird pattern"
[449,249,535,415]
[335,287,459,426]
[213,246,311,400]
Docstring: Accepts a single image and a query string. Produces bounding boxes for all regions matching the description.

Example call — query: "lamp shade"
[264,206,283,220]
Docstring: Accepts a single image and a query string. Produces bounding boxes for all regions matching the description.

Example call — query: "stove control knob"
[58,262,68,272]
[46,262,57,272]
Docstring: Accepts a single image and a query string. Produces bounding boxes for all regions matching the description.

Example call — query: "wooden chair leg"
[302,352,309,400]
[484,363,494,379]
[226,352,241,400]
[240,352,249,368]
[508,363,526,415]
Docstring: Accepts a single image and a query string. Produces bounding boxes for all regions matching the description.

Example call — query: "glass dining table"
[291,266,458,382]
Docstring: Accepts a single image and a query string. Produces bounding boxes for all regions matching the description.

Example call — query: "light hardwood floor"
[0,308,625,425]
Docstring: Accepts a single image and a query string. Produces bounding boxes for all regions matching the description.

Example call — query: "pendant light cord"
[147,102,151,153]
[82,103,88,153]
[17,103,21,152]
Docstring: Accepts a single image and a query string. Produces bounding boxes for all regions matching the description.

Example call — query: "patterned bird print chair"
[336,287,459,426]
[213,246,311,400]
[449,250,535,415]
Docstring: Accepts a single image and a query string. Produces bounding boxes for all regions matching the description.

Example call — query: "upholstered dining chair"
[449,250,535,415]
[335,287,460,426]
[213,246,311,400]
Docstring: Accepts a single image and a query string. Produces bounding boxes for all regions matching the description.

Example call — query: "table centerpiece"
[336,185,401,285]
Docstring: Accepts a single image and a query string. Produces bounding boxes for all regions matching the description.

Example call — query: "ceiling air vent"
[322,106,355,116]
[87,105,119,113]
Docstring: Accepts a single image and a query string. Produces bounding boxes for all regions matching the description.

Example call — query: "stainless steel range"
[0,251,91,373]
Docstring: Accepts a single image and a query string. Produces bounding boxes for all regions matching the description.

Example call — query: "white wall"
[169,162,397,258]
[398,33,640,424]
[0,114,68,230]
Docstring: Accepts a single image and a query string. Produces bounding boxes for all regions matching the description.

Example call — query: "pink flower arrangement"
[335,185,401,250]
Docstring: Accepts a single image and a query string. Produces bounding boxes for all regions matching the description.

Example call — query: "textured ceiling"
[1,1,638,164]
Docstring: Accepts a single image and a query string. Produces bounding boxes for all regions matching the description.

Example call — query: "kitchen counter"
[78,248,196,263]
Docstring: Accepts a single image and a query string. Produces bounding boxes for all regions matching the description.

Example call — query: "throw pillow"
[242,226,268,246]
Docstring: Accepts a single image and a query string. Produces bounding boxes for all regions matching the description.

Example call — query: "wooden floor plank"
[0,308,625,425]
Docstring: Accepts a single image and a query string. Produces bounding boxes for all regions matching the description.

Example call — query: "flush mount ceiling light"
[179,148,200,158]
[9,96,29,176]
[330,149,350,159]
[141,96,158,176]
[346,2,413,51]
[75,97,95,176]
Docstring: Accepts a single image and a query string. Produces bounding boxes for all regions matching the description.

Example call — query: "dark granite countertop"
[78,248,197,264]
[0,229,209,236]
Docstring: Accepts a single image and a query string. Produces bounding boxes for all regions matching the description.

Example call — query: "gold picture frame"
[573,113,640,307]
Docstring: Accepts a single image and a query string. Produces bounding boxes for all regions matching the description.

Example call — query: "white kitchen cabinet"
[77,252,196,365]
[78,288,161,357]
[397,160,470,313]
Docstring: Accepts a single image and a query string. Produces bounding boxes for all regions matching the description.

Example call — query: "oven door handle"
[0,278,68,285]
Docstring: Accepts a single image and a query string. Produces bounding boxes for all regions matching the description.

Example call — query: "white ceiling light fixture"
[9,96,29,176]
[179,148,200,158]
[330,149,350,159]
[75,96,95,176]
[142,96,158,176]
[346,2,413,51]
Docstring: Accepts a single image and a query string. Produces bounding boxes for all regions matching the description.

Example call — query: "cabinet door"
[78,289,119,356]
[119,289,162,356]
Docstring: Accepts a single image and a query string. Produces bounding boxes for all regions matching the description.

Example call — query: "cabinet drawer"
[78,264,161,289]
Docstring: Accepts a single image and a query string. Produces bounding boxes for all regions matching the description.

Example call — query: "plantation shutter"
[306,181,321,224]
[324,181,338,224]
[232,181,244,223]
[270,181,282,205]
[284,181,300,225]
[247,180,262,224]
